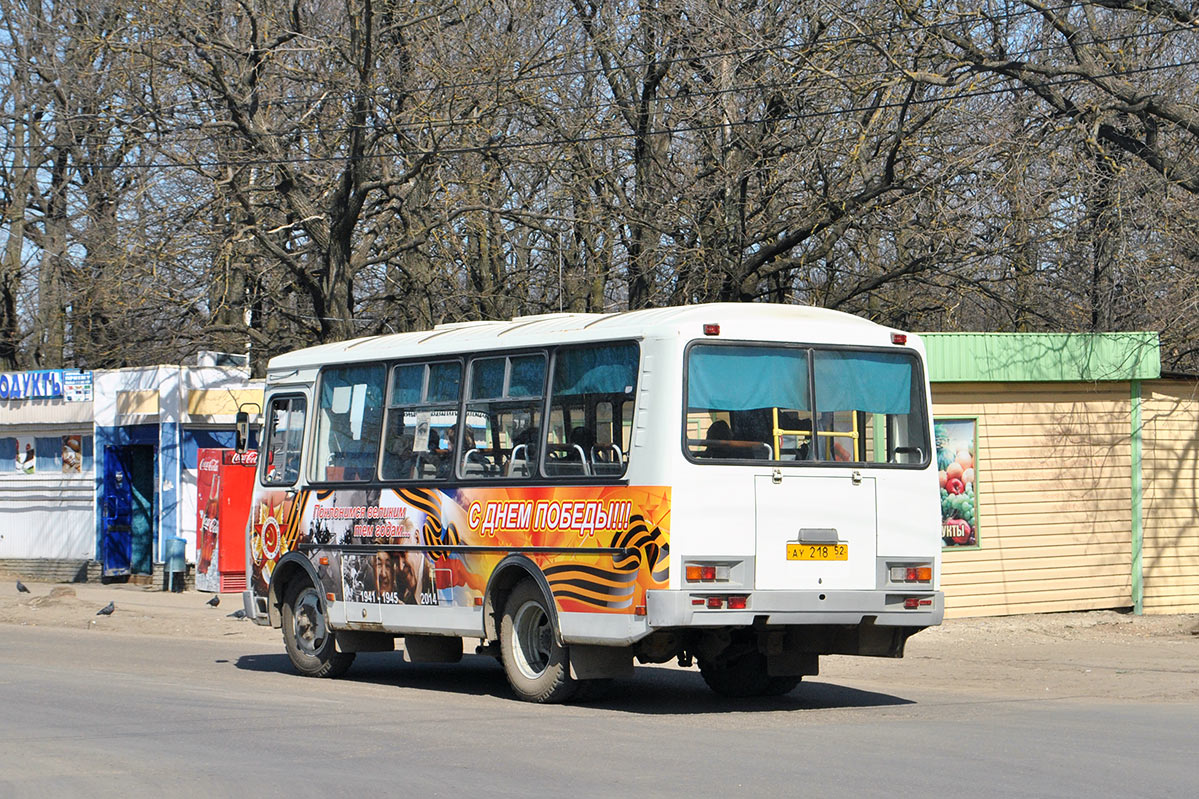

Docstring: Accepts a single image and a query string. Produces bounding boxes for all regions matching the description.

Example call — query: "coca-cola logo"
[199,458,220,472]
[230,450,259,465]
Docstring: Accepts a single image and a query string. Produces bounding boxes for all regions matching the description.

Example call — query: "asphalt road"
[1,618,1196,798]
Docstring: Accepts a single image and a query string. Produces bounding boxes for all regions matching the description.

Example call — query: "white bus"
[240,303,943,702]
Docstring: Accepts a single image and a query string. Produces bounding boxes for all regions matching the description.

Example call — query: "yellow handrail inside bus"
[774,407,860,460]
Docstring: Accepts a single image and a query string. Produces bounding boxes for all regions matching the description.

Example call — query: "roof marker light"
[891,332,907,345]
[703,323,720,336]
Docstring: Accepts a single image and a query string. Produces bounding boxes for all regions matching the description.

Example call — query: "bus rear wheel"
[499,581,577,703]
[699,651,802,698]
[282,582,354,678]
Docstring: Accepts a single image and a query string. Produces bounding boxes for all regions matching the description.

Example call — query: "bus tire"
[699,651,801,698]
[282,581,355,679]
[499,581,577,703]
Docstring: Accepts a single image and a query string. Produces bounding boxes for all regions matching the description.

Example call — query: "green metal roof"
[921,332,1161,383]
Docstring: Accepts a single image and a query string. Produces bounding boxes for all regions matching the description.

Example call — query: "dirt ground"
[3,579,1197,703]
[0,581,277,644]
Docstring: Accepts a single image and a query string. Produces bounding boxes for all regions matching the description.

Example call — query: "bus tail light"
[685,562,727,583]
[903,597,934,610]
[890,564,933,583]
[694,595,748,610]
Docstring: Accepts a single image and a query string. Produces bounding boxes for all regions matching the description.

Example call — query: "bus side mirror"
[235,401,261,454]
[235,411,250,454]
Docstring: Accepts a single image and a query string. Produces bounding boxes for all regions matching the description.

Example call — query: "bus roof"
[267,302,907,373]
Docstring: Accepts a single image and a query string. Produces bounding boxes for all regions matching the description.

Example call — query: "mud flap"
[335,630,395,653]
[569,644,634,680]
[403,635,464,663]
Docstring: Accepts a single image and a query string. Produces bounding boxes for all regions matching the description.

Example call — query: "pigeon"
[206,595,220,607]
[226,609,246,619]
[96,602,115,616]
[16,581,30,593]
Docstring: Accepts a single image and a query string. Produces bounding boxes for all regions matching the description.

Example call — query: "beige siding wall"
[1141,380,1199,614]
[932,382,1133,618]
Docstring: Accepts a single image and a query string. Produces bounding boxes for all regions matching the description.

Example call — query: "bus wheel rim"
[512,599,552,680]
[294,589,328,657]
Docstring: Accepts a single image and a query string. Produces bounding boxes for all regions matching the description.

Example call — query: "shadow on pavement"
[233,651,913,714]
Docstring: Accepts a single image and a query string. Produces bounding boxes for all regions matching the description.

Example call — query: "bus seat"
[507,444,534,477]
[591,444,624,475]
[544,443,589,476]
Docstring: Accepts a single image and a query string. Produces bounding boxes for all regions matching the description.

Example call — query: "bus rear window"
[685,344,929,465]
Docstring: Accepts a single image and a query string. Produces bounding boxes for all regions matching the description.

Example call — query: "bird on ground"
[206,595,220,607]
[16,581,30,593]
[96,602,115,616]
[227,609,246,619]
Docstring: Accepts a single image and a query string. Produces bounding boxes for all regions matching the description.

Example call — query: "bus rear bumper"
[645,588,944,629]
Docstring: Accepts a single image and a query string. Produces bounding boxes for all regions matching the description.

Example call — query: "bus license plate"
[787,543,848,561]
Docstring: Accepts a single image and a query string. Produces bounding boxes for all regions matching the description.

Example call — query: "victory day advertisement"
[249,485,671,614]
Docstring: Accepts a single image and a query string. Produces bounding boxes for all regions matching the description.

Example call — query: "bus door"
[687,343,927,593]
[754,472,877,591]
[753,347,928,591]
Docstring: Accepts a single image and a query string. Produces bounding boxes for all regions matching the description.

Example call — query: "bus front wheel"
[282,582,354,678]
[699,651,802,698]
[499,581,576,703]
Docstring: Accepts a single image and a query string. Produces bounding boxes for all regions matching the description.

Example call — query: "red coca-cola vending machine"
[196,448,258,593]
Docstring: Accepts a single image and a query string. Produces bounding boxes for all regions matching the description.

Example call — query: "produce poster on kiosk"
[936,418,978,548]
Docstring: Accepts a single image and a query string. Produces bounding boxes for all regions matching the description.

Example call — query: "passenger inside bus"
[452,424,495,477]
[507,425,540,477]
[559,425,596,473]
[384,432,417,479]
[695,418,773,460]
[700,420,737,459]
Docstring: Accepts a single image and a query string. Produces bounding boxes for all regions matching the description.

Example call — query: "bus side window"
[546,342,638,478]
[380,361,461,481]
[262,395,306,485]
[464,354,545,480]
[313,364,386,482]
